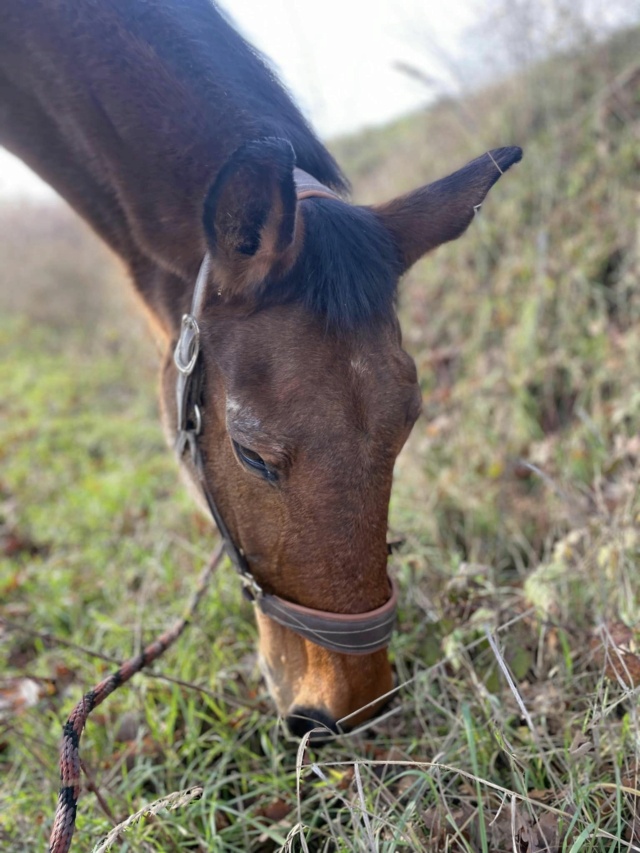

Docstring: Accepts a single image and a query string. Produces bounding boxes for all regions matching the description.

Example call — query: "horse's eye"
[232,440,278,483]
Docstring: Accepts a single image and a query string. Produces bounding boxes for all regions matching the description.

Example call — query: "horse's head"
[161,138,521,736]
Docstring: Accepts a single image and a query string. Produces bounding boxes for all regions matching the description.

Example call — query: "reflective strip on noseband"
[173,169,397,655]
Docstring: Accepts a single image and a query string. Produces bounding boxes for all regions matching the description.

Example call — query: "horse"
[0,0,521,737]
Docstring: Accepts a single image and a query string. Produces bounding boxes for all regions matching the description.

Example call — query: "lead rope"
[48,543,224,853]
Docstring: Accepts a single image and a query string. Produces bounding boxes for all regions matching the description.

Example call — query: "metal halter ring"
[190,403,202,436]
[174,314,200,375]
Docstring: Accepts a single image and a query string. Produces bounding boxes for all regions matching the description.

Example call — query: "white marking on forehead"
[226,395,263,433]
[350,357,368,376]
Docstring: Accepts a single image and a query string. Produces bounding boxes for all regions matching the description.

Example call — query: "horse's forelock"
[264,199,400,331]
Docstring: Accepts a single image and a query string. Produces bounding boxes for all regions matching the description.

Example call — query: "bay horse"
[0,0,521,737]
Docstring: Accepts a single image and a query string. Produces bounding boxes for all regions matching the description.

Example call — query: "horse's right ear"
[203,138,300,300]
[373,147,522,275]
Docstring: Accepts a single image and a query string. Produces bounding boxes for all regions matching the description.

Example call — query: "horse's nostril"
[286,706,339,741]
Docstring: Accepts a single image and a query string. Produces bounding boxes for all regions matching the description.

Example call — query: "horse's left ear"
[373,147,522,275]
[203,137,300,299]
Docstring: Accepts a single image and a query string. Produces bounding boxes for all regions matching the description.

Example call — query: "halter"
[173,169,398,655]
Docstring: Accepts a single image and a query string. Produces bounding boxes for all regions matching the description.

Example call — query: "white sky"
[0,0,477,201]
[224,0,476,135]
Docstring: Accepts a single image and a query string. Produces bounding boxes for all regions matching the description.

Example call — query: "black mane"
[267,200,401,331]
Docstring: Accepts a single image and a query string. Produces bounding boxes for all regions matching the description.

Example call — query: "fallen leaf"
[591,622,640,687]
[256,797,292,822]
[0,677,55,718]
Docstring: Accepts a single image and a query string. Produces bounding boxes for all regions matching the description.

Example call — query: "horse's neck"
[0,2,274,334]
[2,4,243,259]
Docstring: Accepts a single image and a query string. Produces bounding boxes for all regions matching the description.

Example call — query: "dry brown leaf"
[626,817,640,843]
[256,797,292,822]
[500,805,562,852]
[0,665,73,720]
[527,789,556,803]
[114,711,144,743]
[0,677,53,718]
[591,621,640,687]
[0,526,48,558]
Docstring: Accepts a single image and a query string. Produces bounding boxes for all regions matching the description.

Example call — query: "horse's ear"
[203,138,300,299]
[373,147,522,275]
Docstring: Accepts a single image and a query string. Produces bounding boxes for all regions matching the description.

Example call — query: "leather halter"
[173,169,398,655]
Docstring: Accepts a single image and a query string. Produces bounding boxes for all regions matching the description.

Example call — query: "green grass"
[2,25,640,853]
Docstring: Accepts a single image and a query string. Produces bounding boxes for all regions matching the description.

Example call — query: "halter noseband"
[173,169,398,655]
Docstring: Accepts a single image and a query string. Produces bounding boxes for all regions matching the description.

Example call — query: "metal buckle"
[236,549,263,601]
[174,314,200,375]
[240,571,264,602]
[175,428,197,462]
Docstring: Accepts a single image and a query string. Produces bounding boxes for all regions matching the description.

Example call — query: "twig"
[484,628,535,732]
[0,618,122,667]
[353,762,376,852]
[79,759,118,825]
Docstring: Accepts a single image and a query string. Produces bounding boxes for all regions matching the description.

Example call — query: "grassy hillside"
[1,26,640,852]
[331,26,640,569]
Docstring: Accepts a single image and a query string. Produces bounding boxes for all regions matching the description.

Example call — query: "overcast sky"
[223,0,476,135]
[0,0,477,200]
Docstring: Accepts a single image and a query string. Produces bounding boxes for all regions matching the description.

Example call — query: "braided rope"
[48,543,224,853]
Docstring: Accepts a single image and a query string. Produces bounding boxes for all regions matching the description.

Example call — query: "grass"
[2,24,640,853]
